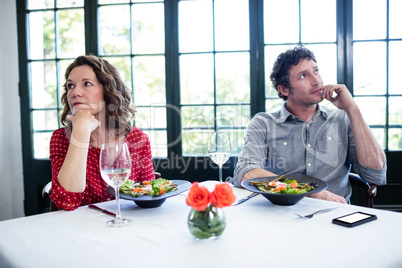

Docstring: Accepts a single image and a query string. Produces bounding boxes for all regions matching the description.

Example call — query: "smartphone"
[332,212,377,227]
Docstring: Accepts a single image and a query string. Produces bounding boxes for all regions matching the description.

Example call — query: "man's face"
[282,58,324,106]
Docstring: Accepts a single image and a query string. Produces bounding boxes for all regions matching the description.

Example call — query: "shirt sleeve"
[232,114,270,187]
[346,121,387,186]
[49,128,85,211]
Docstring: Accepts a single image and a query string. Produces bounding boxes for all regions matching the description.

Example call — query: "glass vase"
[187,206,226,240]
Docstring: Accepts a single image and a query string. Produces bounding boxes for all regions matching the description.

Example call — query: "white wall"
[0,0,25,221]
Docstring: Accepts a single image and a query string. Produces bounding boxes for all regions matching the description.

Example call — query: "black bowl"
[241,175,328,206]
[107,179,191,208]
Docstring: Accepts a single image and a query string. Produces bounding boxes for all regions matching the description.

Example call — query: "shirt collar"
[276,102,328,123]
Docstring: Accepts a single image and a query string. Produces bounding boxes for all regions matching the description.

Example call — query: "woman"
[49,55,155,211]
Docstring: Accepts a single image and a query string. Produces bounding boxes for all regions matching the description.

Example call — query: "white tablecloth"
[1,181,401,268]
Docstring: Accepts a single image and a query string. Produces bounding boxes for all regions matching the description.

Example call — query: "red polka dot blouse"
[49,127,155,211]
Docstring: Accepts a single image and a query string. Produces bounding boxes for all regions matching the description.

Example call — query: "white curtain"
[0,0,25,221]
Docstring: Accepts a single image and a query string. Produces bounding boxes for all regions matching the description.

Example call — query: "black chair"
[42,181,58,212]
[349,172,377,208]
[42,172,162,212]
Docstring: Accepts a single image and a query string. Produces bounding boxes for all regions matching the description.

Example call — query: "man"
[232,46,386,203]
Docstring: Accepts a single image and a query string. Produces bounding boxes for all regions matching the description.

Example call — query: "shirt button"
[307,163,312,167]
[307,144,311,147]
[328,137,332,140]
[284,142,287,146]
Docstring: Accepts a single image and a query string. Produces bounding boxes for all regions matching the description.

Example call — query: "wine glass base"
[106,218,131,227]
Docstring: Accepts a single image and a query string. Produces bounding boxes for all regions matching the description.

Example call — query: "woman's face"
[66,65,105,118]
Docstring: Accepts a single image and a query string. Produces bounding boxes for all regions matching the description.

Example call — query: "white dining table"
[1,180,401,268]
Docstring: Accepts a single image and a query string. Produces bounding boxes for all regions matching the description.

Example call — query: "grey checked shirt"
[232,103,386,201]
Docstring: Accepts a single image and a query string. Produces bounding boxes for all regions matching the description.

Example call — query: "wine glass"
[100,142,132,227]
[208,131,231,183]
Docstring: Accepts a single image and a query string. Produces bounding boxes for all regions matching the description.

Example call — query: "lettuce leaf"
[283,179,298,185]
[151,178,169,188]
[120,179,135,194]
[150,178,169,195]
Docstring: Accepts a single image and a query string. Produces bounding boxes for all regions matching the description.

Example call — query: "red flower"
[211,183,236,208]
[186,182,211,211]
[186,182,236,210]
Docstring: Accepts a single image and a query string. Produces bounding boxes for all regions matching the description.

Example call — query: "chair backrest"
[349,173,377,208]
[42,181,58,211]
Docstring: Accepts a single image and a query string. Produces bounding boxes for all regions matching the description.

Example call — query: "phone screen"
[337,212,372,223]
[333,212,377,227]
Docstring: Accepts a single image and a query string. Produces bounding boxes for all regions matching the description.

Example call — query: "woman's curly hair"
[270,46,317,100]
[60,55,135,137]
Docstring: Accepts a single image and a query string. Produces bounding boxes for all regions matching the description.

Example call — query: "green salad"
[120,178,178,197]
[249,176,317,194]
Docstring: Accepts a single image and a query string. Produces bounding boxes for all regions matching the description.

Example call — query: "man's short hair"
[270,46,317,100]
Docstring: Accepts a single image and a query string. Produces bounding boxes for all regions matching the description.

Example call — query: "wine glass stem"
[219,165,223,183]
[114,187,122,221]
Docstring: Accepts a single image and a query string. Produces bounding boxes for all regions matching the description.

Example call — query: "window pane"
[353,42,386,95]
[389,129,402,150]
[181,105,213,155]
[215,52,250,103]
[28,0,54,9]
[353,0,387,40]
[57,9,85,58]
[57,0,84,8]
[305,44,337,84]
[144,130,168,158]
[389,97,402,125]
[132,3,165,54]
[132,0,162,2]
[389,0,402,39]
[182,106,214,130]
[217,104,250,130]
[214,0,249,51]
[29,11,55,59]
[180,54,214,105]
[264,0,299,44]
[105,56,132,92]
[301,0,336,42]
[30,61,57,109]
[182,130,210,156]
[133,56,166,105]
[135,107,168,158]
[354,97,386,125]
[99,0,160,3]
[33,132,52,159]
[136,107,167,129]
[99,5,130,55]
[372,128,385,149]
[179,0,213,53]
[389,41,402,95]
[99,0,129,3]
[32,110,59,131]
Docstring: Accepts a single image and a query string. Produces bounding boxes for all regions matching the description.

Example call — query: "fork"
[232,192,259,206]
[295,207,338,219]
